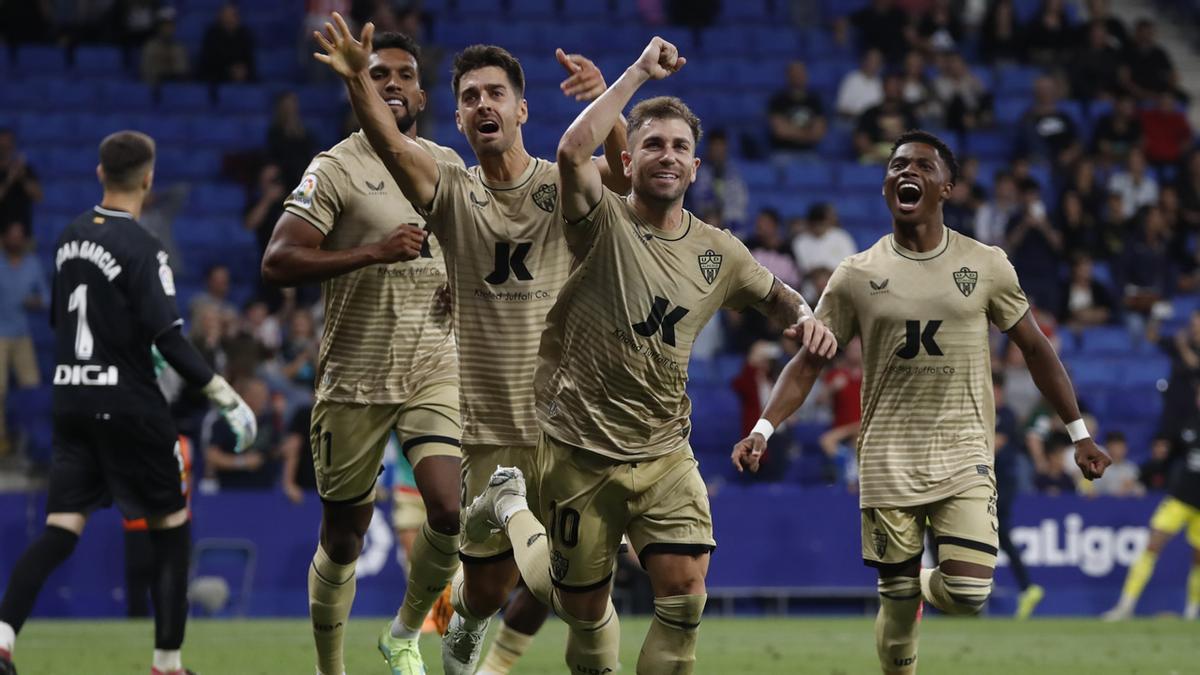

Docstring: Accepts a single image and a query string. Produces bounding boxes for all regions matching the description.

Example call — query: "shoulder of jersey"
[415,137,467,168]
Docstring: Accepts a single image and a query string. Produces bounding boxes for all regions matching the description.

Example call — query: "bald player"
[263,31,465,675]
[732,130,1112,675]
[463,37,836,674]
[313,13,631,674]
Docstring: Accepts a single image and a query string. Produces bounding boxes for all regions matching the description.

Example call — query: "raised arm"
[313,13,439,210]
[751,279,837,359]
[556,36,685,222]
[555,48,632,195]
[1006,310,1111,479]
[731,348,830,473]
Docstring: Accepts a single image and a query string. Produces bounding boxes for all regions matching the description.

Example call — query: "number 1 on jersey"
[67,284,94,360]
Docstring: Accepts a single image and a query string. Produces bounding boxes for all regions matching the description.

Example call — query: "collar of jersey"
[94,205,134,220]
[624,195,693,242]
[474,156,539,192]
[889,226,950,261]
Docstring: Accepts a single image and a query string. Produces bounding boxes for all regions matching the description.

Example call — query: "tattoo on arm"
[753,279,809,326]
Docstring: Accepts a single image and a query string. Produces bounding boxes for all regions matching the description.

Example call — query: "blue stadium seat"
[719,0,769,22]
[994,64,1041,97]
[837,162,882,189]
[1065,357,1122,388]
[732,59,782,89]
[99,81,155,111]
[189,184,245,217]
[16,45,68,75]
[187,115,245,148]
[740,162,779,189]
[157,146,222,181]
[964,130,1012,161]
[72,45,125,76]
[1120,358,1170,387]
[257,49,297,82]
[1172,294,1200,317]
[1078,327,1134,356]
[159,83,214,111]
[561,0,610,20]
[45,147,96,178]
[784,162,835,190]
[994,97,1028,125]
[17,113,76,144]
[750,26,802,59]
[216,84,273,115]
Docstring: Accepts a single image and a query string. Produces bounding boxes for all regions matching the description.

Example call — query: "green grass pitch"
[11,616,1197,674]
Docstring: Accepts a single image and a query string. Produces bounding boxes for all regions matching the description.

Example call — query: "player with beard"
[263,30,464,675]
[312,13,631,675]
[464,38,837,674]
[731,130,1112,675]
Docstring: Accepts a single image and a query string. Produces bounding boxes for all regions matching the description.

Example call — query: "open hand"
[1074,437,1112,480]
[633,36,686,80]
[731,433,768,474]
[556,48,607,102]
[313,12,373,79]
[784,316,838,360]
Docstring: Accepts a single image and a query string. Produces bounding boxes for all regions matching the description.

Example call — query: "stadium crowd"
[1,0,1199,511]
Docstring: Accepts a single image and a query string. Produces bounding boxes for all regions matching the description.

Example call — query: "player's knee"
[652,593,706,631]
[458,569,510,617]
[554,588,611,624]
[424,498,461,535]
[937,574,991,616]
[321,525,366,564]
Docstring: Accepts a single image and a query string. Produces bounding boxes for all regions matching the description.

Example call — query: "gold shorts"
[534,432,715,591]
[861,483,999,569]
[310,379,461,505]
[459,443,540,561]
[1149,496,1200,548]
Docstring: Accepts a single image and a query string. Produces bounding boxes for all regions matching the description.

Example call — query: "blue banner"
[0,488,1192,617]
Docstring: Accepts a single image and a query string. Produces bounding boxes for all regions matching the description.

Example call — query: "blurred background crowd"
[1,0,1199,514]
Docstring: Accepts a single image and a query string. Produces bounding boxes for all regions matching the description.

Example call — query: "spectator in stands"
[1118,205,1172,330]
[900,51,939,123]
[932,51,990,131]
[766,61,827,159]
[943,180,981,240]
[1155,312,1200,427]
[1006,177,1064,310]
[853,74,917,164]
[791,202,857,279]
[850,0,910,61]
[1160,186,1200,293]
[1139,90,1192,169]
[819,338,863,487]
[1060,254,1117,328]
[730,340,791,482]
[1023,0,1072,67]
[241,298,284,355]
[1119,19,1180,101]
[1035,443,1079,495]
[1058,189,1105,259]
[1069,19,1124,101]
[976,171,1020,247]
[0,129,42,238]
[190,264,238,327]
[201,378,282,491]
[279,307,318,392]
[1098,190,1131,259]
[1080,0,1128,48]
[280,404,317,504]
[244,163,287,269]
[1179,149,1200,230]
[1066,158,1105,219]
[1139,437,1172,492]
[745,208,801,289]
[1108,148,1159,219]
[1092,95,1143,168]
[690,129,749,230]
[1087,431,1143,496]
[980,0,1022,63]
[0,221,47,457]
[835,48,884,119]
[139,8,189,86]
[1017,76,1081,169]
[914,0,963,53]
[199,2,256,83]
[267,92,317,188]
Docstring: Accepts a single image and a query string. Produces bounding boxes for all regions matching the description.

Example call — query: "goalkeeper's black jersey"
[51,206,181,417]
[1167,416,1200,509]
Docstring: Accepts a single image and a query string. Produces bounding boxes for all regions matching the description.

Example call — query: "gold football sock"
[308,545,356,675]
[553,592,622,675]
[504,510,553,606]
[395,522,460,637]
[636,594,706,675]
[1120,550,1158,605]
[477,621,535,674]
[1186,563,1200,607]
[876,576,921,675]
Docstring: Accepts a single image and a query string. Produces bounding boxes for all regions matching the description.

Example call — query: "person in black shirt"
[0,129,42,238]
[203,378,281,490]
[198,2,256,83]
[1103,385,1200,621]
[766,61,827,155]
[0,131,256,675]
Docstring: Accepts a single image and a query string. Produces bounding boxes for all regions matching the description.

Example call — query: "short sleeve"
[126,237,182,339]
[987,247,1030,331]
[419,159,472,239]
[721,231,777,310]
[565,186,619,256]
[283,156,346,235]
[813,261,859,346]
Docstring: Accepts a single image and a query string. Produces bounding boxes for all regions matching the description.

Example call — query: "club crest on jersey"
[550,550,570,580]
[953,266,978,297]
[872,529,888,559]
[698,249,722,284]
[533,183,558,213]
[290,173,318,209]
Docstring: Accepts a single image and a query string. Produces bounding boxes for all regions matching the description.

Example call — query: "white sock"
[153,648,181,671]
[1185,602,1198,620]
[389,615,421,640]
[0,620,14,653]
[496,494,527,527]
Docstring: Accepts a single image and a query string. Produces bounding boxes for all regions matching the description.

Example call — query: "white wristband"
[752,418,775,441]
[1066,419,1090,443]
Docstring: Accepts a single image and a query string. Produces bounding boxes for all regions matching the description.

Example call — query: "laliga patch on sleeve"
[290,173,319,209]
[158,262,176,296]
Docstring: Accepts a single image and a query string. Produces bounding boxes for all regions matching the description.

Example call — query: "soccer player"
[464,37,837,674]
[1102,385,1200,621]
[0,131,256,675]
[731,130,1112,674]
[263,31,465,675]
[312,14,630,674]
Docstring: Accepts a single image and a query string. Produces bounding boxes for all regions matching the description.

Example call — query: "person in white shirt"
[975,170,1020,246]
[791,202,858,276]
[1108,148,1160,218]
[836,48,884,118]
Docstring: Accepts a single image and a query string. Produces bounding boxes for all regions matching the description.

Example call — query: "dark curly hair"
[889,129,959,184]
[451,44,525,98]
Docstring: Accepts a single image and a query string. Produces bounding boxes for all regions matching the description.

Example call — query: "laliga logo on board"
[1002,513,1148,577]
[354,507,395,578]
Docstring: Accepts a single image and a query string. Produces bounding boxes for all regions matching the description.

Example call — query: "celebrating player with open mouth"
[732,130,1112,675]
